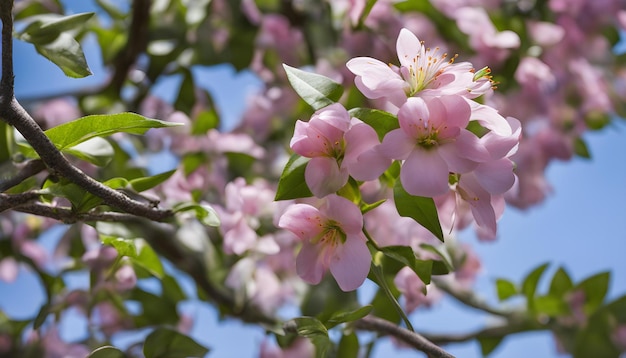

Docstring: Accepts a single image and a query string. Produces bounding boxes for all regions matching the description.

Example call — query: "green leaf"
[129,170,176,193]
[101,236,136,258]
[495,278,518,301]
[573,137,591,159]
[133,239,164,279]
[88,346,125,358]
[360,199,386,215]
[143,327,209,358]
[419,244,454,273]
[348,108,399,141]
[275,154,313,200]
[291,317,332,358]
[337,333,359,358]
[283,64,343,110]
[575,272,610,314]
[393,182,444,242]
[172,202,221,227]
[479,337,503,356]
[33,303,51,330]
[74,177,129,212]
[325,305,373,329]
[63,137,114,166]
[380,246,433,284]
[521,262,550,309]
[533,295,569,316]
[37,12,95,34]
[34,32,92,78]
[548,267,573,297]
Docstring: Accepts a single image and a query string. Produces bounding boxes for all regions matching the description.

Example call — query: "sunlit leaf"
[496,278,517,301]
[172,202,221,227]
[275,154,313,200]
[325,305,373,329]
[393,182,444,242]
[348,108,399,141]
[283,64,343,110]
[521,262,550,310]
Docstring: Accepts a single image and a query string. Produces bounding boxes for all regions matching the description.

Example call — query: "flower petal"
[474,158,516,194]
[305,157,349,198]
[396,28,422,68]
[296,241,328,285]
[330,233,371,291]
[323,195,363,235]
[380,129,415,160]
[401,149,450,197]
[278,204,324,241]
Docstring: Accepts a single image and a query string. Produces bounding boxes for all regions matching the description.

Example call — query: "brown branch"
[0,191,40,212]
[108,0,151,94]
[420,320,544,345]
[353,316,455,358]
[0,0,13,98]
[0,159,46,192]
[14,203,146,223]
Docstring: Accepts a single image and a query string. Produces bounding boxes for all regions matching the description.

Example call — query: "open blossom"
[290,103,389,197]
[278,194,370,291]
[380,95,489,197]
[346,28,493,109]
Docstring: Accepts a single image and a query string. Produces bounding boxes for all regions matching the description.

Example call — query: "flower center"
[311,220,346,246]
[401,45,456,96]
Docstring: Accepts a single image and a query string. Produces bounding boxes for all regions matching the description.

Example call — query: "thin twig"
[354,315,455,358]
[14,203,146,223]
[433,278,521,318]
[420,320,544,345]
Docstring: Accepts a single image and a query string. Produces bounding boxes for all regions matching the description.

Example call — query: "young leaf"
[129,170,176,193]
[393,182,444,242]
[348,108,399,141]
[172,203,221,227]
[521,262,550,309]
[101,236,137,258]
[337,333,359,358]
[573,137,591,159]
[283,64,343,110]
[548,267,574,297]
[133,239,165,279]
[143,327,209,358]
[291,317,332,358]
[380,245,433,284]
[479,337,503,356]
[275,154,313,200]
[325,305,373,329]
[495,278,518,301]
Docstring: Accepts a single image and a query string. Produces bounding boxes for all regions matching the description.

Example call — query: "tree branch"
[353,316,455,358]
[0,192,40,212]
[13,203,148,223]
[420,319,544,345]
[0,1,172,221]
[108,0,151,94]
[0,159,46,192]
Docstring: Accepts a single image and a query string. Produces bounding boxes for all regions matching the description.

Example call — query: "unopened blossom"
[290,103,389,197]
[278,194,370,291]
[346,28,493,109]
[0,257,18,283]
[380,95,489,197]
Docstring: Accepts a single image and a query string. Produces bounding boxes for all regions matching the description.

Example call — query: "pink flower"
[290,103,389,197]
[380,95,489,197]
[278,195,371,291]
[346,28,493,109]
[0,257,19,283]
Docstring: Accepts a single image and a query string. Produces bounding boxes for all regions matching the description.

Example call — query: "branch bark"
[353,315,456,358]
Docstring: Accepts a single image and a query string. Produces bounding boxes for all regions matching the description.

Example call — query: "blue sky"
[2,2,626,357]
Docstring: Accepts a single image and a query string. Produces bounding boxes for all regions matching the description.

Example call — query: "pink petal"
[396,28,422,68]
[435,95,471,130]
[296,241,328,285]
[278,204,324,241]
[380,129,415,160]
[305,157,349,198]
[458,174,497,236]
[313,103,351,133]
[346,57,406,98]
[348,146,391,181]
[401,149,450,197]
[480,116,521,159]
[454,129,491,162]
[330,233,371,291]
[398,97,429,138]
[344,122,390,180]
[323,195,363,235]
[468,100,512,136]
[474,158,516,194]
[438,143,478,173]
